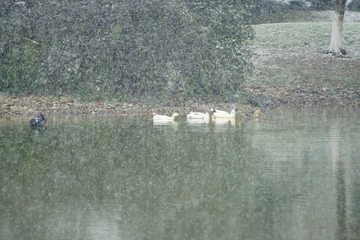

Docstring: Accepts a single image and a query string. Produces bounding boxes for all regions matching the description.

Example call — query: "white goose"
[211,108,241,118]
[187,111,210,120]
[153,112,179,121]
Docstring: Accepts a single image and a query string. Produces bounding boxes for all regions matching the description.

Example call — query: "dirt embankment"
[247,86,360,108]
[0,94,260,118]
[1,86,360,118]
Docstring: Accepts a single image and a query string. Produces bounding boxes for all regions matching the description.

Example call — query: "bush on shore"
[0,0,254,103]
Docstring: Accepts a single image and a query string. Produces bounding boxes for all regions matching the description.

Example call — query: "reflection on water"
[212,118,238,133]
[186,118,210,133]
[153,119,179,131]
[1,107,360,240]
[186,118,209,126]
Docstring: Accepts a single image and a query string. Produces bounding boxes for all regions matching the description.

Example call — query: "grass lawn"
[247,11,360,89]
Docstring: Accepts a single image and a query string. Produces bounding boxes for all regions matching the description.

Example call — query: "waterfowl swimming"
[29,113,47,128]
[187,111,210,120]
[211,108,241,118]
[153,112,179,121]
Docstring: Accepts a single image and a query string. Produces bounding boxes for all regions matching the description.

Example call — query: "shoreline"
[0,94,260,118]
[247,86,360,108]
[1,86,360,118]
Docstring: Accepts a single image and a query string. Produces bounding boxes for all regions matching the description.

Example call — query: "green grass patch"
[248,19,360,89]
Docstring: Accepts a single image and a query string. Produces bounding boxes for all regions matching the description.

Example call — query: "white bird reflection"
[187,118,210,125]
[213,117,236,125]
[186,118,210,132]
[153,119,178,130]
[212,117,237,132]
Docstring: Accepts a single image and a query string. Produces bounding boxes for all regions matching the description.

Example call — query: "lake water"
[1,107,360,240]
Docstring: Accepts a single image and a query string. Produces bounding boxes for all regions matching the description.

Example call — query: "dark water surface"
[1,107,360,240]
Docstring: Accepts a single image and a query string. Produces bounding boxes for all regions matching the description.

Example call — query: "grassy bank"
[247,11,360,90]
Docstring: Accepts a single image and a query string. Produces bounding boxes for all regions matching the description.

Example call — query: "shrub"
[348,0,360,11]
[0,0,254,102]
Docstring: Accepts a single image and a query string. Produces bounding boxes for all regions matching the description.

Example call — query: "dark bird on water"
[29,113,47,128]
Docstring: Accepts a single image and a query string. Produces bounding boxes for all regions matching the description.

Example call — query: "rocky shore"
[0,94,259,118]
[1,86,360,118]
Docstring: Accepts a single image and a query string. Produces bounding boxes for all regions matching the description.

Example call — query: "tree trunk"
[327,0,347,56]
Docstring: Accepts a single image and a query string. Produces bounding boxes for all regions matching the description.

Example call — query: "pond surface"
[1,107,360,240]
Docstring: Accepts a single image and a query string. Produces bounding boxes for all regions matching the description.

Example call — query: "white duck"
[153,112,179,121]
[211,108,241,118]
[187,111,210,120]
